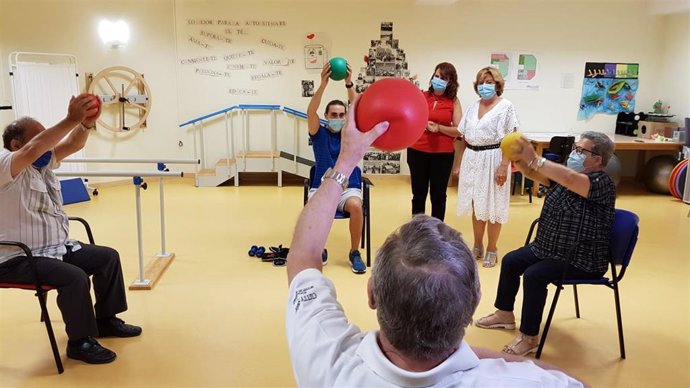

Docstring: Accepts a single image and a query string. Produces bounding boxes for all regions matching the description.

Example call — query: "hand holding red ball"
[355,78,428,152]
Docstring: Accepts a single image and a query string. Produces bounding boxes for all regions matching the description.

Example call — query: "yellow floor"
[1,177,688,387]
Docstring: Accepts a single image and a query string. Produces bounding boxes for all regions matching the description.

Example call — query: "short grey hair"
[581,131,615,166]
[371,215,481,362]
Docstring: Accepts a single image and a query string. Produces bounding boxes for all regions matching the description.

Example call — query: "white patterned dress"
[457,98,519,224]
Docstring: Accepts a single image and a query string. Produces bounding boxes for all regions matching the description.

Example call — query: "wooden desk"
[524,133,684,178]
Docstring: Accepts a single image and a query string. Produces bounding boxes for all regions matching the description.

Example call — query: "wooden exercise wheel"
[87,66,152,133]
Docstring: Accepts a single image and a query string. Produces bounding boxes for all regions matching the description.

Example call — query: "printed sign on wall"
[577,62,639,121]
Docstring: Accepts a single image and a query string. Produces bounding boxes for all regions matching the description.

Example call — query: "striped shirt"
[530,171,616,274]
[0,149,80,265]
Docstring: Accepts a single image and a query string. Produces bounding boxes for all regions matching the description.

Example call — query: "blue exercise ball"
[643,155,677,194]
[604,154,622,187]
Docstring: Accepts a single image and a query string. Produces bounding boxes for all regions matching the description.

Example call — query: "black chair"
[511,164,533,203]
[524,209,639,359]
[0,217,95,374]
[537,136,575,198]
[303,166,373,266]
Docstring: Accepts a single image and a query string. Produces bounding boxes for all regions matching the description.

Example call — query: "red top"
[410,91,457,153]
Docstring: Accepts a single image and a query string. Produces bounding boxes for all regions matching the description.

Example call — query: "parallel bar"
[238,104,280,110]
[55,171,183,178]
[158,177,170,257]
[282,106,307,119]
[179,105,238,127]
[133,182,149,285]
[63,158,199,164]
[283,106,328,126]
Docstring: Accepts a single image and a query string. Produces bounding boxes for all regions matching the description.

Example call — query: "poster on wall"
[363,151,401,175]
[577,62,639,121]
[352,21,417,172]
[490,52,539,90]
[355,22,418,94]
[301,80,314,97]
[178,17,291,99]
[303,32,331,69]
[304,44,326,69]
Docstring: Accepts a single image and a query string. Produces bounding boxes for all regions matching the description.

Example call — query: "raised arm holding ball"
[475,131,616,357]
[0,94,142,367]
[305,60,366,274]
[286,94,586,387]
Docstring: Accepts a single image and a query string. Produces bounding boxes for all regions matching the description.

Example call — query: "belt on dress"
[466,142,500,151]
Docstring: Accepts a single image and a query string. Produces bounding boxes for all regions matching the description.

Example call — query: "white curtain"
[11,60,84,172]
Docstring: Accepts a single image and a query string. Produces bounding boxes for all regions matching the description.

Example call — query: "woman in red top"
[406,62,462,221]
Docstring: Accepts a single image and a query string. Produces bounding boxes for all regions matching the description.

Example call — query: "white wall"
[659,11,690,122]
[0,0,181,177]
[1,0,686,177]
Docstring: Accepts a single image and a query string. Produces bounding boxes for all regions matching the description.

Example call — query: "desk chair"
[0,217,95,374]
[303,166,373,266]
[537,136,575,198]
[511,164,533,203]
[524,209,639,359]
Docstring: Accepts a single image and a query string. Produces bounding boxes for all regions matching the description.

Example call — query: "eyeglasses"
[572,144,599,156]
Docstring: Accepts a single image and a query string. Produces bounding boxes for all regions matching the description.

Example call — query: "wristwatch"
[345,82,354,89]
[321,167,348,190]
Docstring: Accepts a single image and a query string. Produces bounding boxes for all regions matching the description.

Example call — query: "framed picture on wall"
[304,45,326,69]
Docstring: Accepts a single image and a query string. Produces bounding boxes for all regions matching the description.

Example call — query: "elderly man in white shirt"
[285,95,587,387]
[0,95,141,366]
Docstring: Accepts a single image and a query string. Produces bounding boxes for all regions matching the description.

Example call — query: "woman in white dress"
[455,67,519,268]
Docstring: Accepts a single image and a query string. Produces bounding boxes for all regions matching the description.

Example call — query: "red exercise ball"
[86,94,101,118]
[356,78,428,151]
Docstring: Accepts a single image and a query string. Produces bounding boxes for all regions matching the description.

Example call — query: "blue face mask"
[430,76,448,92]
[567,151,586,172]
[328,119,345,133]
[32,150,52,169]
[478,83,496,100]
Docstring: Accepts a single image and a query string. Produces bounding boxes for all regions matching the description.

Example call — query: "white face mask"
[328,119,345,133]
[567,151,586,172]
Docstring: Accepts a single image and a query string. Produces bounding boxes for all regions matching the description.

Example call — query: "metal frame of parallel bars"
[57,161,194,289]
[181,104,292,187]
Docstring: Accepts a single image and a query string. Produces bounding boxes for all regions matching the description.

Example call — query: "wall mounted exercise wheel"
[87,66,152,133]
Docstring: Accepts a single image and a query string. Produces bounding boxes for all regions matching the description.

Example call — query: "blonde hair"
[473,67,505,97]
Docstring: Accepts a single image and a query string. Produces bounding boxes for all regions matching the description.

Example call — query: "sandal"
[269,245,290,258]
[475,313,516,330]
[260,251,280,262]
[472,247,484,260]
[483,251,498,268]
[502,333,538,356]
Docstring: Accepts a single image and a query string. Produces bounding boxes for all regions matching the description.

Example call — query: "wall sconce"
[98,20,130,48]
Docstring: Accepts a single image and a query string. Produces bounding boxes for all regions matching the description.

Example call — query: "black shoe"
[97,317,142,338]
[66,337,116,364]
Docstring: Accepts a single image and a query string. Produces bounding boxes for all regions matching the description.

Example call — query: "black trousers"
[0,243,128,340]
[494,246,605,336]
[406,148,454,221]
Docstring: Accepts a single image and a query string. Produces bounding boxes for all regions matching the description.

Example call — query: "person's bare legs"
[482,221,503,267]
[472,210,486,259]
[344,197,363,251]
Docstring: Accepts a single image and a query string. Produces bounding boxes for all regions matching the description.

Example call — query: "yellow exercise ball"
[501,131,524,160]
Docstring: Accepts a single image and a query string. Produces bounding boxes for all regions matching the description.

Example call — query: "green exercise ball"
[329,57,348,81]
